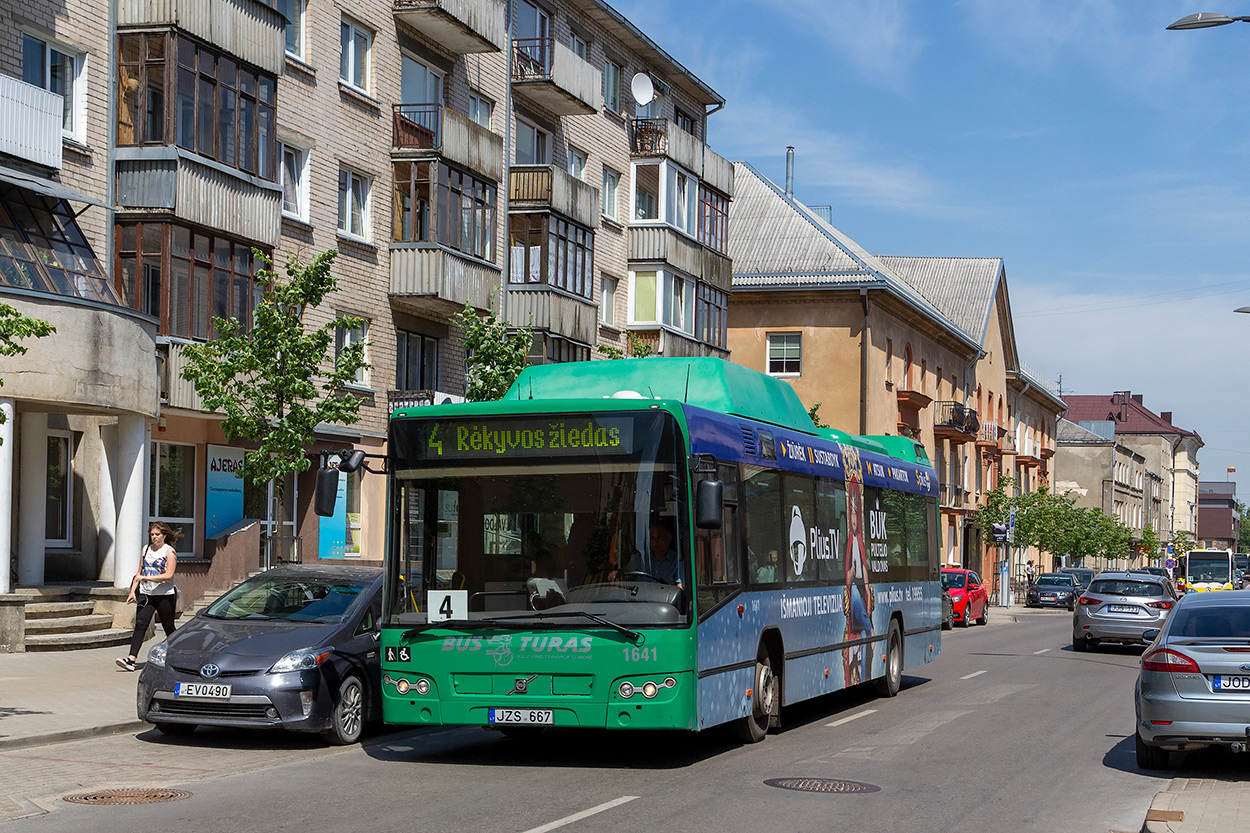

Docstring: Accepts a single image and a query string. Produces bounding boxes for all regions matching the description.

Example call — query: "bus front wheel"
[733,654,778,743]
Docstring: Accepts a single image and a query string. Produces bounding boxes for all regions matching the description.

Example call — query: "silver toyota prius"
[1134,591,1250,769]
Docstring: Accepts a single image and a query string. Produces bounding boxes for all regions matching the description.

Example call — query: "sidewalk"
[1142,779,1250,832]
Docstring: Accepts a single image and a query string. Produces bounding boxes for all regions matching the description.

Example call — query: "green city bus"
[317,358,943,741]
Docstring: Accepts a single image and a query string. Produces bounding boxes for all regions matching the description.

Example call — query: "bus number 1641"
[623,647,658,661]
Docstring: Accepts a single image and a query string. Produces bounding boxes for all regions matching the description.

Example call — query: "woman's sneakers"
[115,656,136,672]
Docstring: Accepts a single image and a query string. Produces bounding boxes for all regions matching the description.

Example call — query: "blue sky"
[614,0,1250,504]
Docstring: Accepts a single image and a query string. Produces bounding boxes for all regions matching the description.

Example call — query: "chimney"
[1161,411,1173,425]
[785,146,795,199]
[1132,394,1143,404]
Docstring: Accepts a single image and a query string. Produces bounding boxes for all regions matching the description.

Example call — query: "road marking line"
[521,796,639,833]
[1033,648,1052,655]
[960,670,988,680]
[826,708,878,727]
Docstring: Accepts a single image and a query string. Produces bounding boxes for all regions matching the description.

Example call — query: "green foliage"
[1170,530,1195,560]
[0,304,55,442]
[1139,524,1162,562]
[596,331,654,360]
[1239,502,1250,553]
[179,249,367,488]
[451,301,533,402]
[973,477,1133,562]
[807,402,828,428]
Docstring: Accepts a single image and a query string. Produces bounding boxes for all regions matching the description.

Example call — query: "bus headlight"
[642,682,659,699]
[618,681,635,698]
[415,678,430,695]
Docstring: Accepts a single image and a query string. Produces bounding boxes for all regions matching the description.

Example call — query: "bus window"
[905,493,934,582]
[783,470,817,584]
[743,464,783,584]
[695,465,740,616]
[815,477,846,583]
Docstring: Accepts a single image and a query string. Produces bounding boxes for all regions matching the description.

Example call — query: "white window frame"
[569,31,589,61]
[401,53,443,105]
[149,441,197,556]
[22,33,86,143]
[567,146,587,181]
[337,166,372,240]
[516,0,550,40]
[766,332,802,377]
[468,93,493,129]
[632,159,699,238]
[601,167,620,221]
[280,142,310,221]
[599,275,617,326]
[628,268,693,334]
[604,58,622,113]
[340,17,372,93]
[283,0,306,60]
[337,319,370,387]
[45,430,73,547]
[515,118,549,164]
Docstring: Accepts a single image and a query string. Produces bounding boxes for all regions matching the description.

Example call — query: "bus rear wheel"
[873,621,902,698]
[733,654,777,743]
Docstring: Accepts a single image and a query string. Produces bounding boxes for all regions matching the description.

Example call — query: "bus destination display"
[418,416,637,460]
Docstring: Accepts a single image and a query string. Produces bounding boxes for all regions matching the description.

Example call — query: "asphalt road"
[6,610,1181,832]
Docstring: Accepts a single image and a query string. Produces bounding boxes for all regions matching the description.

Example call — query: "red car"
[941,568,988,627]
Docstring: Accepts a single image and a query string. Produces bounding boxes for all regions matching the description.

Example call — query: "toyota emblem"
[200,663,221,678]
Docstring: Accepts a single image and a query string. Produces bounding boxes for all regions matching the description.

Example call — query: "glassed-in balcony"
[630,118,734,197]
[116,0,286,75]
[511,38,601,116]
[392,0,506,54]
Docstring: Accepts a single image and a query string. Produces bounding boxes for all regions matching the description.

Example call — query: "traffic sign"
[1165,557,1176,570]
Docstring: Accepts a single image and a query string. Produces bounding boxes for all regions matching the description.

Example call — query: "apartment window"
[886,339,894,386]
[515,119,549,164]
[119,33,276,179]
[632,270,658,323]
[695,283,727,349]
[600,275,617,326]
[567,147,587,181]
[338,167,371,240]
[336,320,369,387]
[401,54,442,105]
[280,0,306,59]
[46,432,73,546]
[602,168,620,221]
[280,143,309,221]
[150,442,196,555]
[665,273,692,332]
[508,214,594,298]
[0,184,115,305]
[670,169,697,235]
[674,108,697,138]
[767,333,801,376]
[468,93,493,129]
[393,161,496,261]
[531,334,589,364]
[634,159,700,234]
[628,269,692,333]
[115,221,260,339]
[339,18,372,92]
[604,58,621,112]
[396,330,438,390]
[23,34,83,140]
[697,184,728,253]
[569,31,589,60]
[634,162,659,220]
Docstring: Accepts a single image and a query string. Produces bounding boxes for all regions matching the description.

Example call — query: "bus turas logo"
[440,634,594,666]
[789,506,808,576]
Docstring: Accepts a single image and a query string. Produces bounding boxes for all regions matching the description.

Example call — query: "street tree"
[1238,501,1250,553]
[450,301,533,402]
[180,249,367,562]
[1170,530,1195,560]
[0,304,55,443]
[1138,524,1162,563]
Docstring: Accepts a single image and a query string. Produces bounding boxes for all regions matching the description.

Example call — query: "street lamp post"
[1168,12,1250,30]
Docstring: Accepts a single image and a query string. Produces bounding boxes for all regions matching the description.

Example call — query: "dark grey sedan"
[137,565,383,744]
[1025,573,1077,609]
[1135,591,1250,769]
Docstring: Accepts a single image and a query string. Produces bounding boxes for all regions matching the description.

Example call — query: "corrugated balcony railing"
[0,75,62,169]
[387,389,466,414]
[392,0,506,54]
[628,226,732,291]
[629,118,734,197]
[389,246,499,317]
[934,400,979,440]
[159,339,210,412]
[115,147,282,246]
[392,104,503,181]
[117,0,286,75]
[511,38,601,115]
[510,164,600,228]
[506,287,596,346]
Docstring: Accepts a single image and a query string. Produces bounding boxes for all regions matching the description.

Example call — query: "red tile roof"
[1062,392,1200,440]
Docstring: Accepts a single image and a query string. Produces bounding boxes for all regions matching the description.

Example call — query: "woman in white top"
[116,522,181,671]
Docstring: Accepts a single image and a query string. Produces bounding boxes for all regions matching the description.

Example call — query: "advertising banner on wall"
[319,453,349,559]
[205,445,246,538]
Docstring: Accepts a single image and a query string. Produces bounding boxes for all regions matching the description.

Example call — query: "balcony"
[506,287,597,346]
[975,420,1000,448]
[511,38,601,116]
[623,326,728,360]
[933,401,979,443]
[116,0,286,74]
[895,388,932,438]
[630,119,734,197]
[115,147,282,246]
[939,484,966,511]
[510,164,599,228]
[389,246,499,318]
[392,0,506,54]
[628,226,731,291]
[392,104,503,182]
[387,389,466,415]
[159,339,209,412]
[0,75,62,169]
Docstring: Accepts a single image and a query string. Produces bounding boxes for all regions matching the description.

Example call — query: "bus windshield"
[386,411,688,627]
[1188,554,1231,584]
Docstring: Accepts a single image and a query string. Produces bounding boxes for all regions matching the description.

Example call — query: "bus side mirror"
[314,467,339,517]
[695,480,723,529]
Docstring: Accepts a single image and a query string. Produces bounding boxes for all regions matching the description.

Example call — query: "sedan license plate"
[1107,605,1138,614]
[1213,676,1250,692]
[489,708,553,725]
[174,682,231,699]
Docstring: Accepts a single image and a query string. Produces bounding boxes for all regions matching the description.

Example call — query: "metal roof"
[879,256,1002,345]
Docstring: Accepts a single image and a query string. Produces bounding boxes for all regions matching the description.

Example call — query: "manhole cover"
[764,778,880,794]
[64,788,192,805]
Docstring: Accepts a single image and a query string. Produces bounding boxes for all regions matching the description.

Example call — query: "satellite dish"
[630,72,655,106]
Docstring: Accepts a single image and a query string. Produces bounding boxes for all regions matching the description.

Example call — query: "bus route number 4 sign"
[428,590,468,622]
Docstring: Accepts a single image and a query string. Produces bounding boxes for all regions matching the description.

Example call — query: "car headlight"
[147,641,168,668]
[269,647,332,674]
